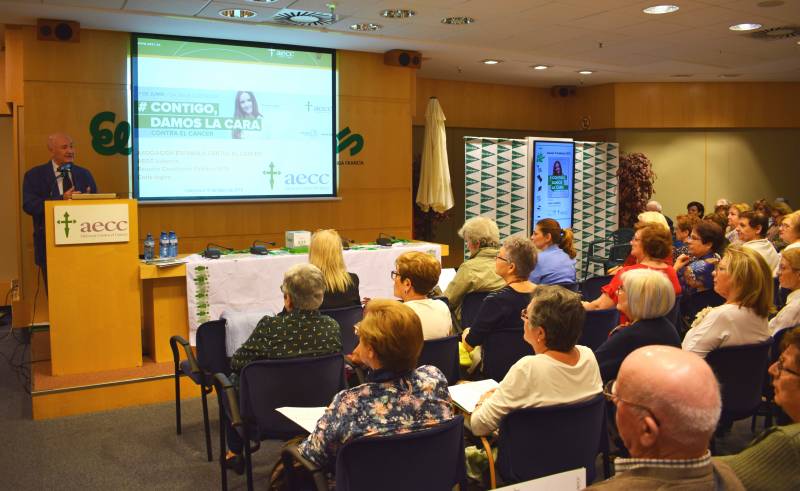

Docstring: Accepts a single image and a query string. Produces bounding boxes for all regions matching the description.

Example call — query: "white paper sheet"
[448,379,499,413]
[276,406,327,433]
[495,467,586,490]
[437,267,457,293]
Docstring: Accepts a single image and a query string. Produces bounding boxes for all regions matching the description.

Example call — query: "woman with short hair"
[781,210,800,253]
[687,201,705,218]
[726,203,751,246]
[594,269,681,382]
[682,246,773,358]
[393,251,451,339]
[673,214,701,261]
[309,229,360,310]
[769,248,800,335]
[675,221,725,296]
[528,218,577,285]
[768,201,792,250]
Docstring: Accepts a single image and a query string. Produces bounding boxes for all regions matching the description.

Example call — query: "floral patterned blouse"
[678,252,720,296]
[298,365,454,469]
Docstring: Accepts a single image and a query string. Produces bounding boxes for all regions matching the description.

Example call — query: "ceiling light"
[350,23,382,31]
[729,23,762,31]
[643,5,679,14]
[380,9,415,18]
[578,70,594,75]
[219,8,257,19]
[531,65,550,70]
[442,17,475,25]
[481,59,502,65]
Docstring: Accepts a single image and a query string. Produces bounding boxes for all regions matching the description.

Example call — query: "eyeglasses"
[520,308,529,322]
[775,357,800,378]
[390,270,401,280]
[495,254,511,263]
[603,379,660,425]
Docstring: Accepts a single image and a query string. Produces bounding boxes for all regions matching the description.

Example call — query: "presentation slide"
[531,140,575,229]
[131,35,336,202]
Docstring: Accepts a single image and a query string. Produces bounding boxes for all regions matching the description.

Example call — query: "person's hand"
[461,328,474,353]
[85,186,92,194]
[474,388,496,411]
[63,187,81,200]
[607,265,621,275]
[675,254,691,270]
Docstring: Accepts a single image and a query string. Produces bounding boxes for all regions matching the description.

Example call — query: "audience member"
[726,203,751,246]
[703,212,729,237]
[672,214,700,261]
[392,251,451,340]
[753,198,771,218]
[714,198,730,217]
[682,246,772,358]
[309,229,360,310]
[298,300,454,471]
[780,210,800,252]
[646,200,673,232]
[444,217,505,322]
[687,200,705,218]
[528,218,577,285]
[674,221,724,296]
[637,211,670,233]
[716,327,800,491]
[739,211,780,275]
[594,269,680,382]
[591,346,744,490]
[769,248,800,335]
[612,212,673,272]
[469,286,602,436]
[768,201,792,250]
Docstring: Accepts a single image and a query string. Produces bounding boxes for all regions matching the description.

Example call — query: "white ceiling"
[1,0,799,87]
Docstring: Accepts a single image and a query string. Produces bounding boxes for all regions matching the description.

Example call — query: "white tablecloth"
[185,242,442,344]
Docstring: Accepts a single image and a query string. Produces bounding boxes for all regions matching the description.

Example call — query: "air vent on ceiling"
[749,26,800,40]
[272,9,337,26]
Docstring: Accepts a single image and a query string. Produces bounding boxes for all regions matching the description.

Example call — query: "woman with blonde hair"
[726,203,751,246]
[308,229,360,310]
[528,218,577,285]
[393,251,452,339]
[682,245,773,358]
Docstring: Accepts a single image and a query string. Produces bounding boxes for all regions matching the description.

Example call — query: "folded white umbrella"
[416,97,454,213]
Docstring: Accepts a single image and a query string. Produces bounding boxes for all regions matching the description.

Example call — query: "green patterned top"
[230,309,342,385]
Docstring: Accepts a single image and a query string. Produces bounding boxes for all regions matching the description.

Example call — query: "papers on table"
[276,406,326,433]
[437,267,457,293]
[448,379,499,413]
[495,467,586,490]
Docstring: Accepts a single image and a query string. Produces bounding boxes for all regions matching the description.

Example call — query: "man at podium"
[22,132,97,287]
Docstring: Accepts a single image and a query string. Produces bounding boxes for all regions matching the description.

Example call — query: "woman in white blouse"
[393,251,452,340]
[780,210,800,252]
[770,248,800,335]
[682,245,772,358]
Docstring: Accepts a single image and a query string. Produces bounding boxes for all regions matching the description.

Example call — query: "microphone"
[376,232,396,247]
[340,237,355,250]
[250,240,276,255]
[202,242,233,259]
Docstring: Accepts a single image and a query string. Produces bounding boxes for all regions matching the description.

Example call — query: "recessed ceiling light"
[350,23,382,31]
[442,16,475,25]
[643,5,679,14]
[729,23,762,31]
[219,8,257,19]
[481,59,502,65]
[578,70,594,75]
[380,9,415,18]
[531,65,550,70]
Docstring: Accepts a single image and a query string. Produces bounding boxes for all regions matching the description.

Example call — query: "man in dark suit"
[22,133,97,287]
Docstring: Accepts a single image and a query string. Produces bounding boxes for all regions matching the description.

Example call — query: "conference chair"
[751,326,796,431]
[214,354,347,491]
[578,309,620,351]
[169,319,229,462]
[773,277,790,310]
[604,243,632,273]
[320,305,363,354]
[580,275,613,302]
[281,415,467,491]
[461,291,491,329]
[679,289,725,334]
[480,394,608,489]
[666,295,682,332]
[581,228,634,280]
[552,282,579,292]
[418,335,461,384]
[482,329,533,381]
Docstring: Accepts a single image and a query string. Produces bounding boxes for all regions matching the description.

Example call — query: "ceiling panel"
[45,0,124,8]
[124,0,209,16]
[197,1,282,22]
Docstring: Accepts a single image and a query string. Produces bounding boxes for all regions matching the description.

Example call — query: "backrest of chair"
[706,340,772,420]
[335,415,465,491]
[239,353,346,439]
[196,319,230,375]
[578,309,620,351]
[682,289,725,325]
[666,295,681,331]
[461,291,491,328]
[607,244,631,264]
[431,295,450,308]
[553,282,579,292]
[580,275,613,302]
[482,329,533,381]
[321,305,363,354]
[497,394,605,484]
[612,228,635,244]
[418,335,460,385]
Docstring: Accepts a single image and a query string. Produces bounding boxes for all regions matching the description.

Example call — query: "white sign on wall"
[53,204,130,245]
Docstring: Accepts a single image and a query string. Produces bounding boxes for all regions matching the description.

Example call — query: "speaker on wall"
[37,19,80,43]
[384,50,422,69]
[551,86,577,98]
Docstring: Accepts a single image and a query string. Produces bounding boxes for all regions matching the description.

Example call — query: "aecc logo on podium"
[53,204,130,245]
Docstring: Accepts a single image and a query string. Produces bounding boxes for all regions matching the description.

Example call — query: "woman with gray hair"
[594,268,681,382]
[445,216,506,322]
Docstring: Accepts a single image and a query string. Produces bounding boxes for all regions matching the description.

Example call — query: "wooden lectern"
[45,199,142,375]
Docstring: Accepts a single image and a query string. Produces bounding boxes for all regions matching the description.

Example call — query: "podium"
[45,199,142,375]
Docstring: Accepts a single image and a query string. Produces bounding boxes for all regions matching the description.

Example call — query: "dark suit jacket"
[22,162,97,266]
[594,316,681,383]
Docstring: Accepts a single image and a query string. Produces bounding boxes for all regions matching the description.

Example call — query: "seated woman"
[297,300,454,470]
[528,218,577,285]
[682,246,772,358]
[594,269,681,382]
[687,201,705,218]
[768,201,792,250]
[726,202,750,246]
[675,220,725,296]
[672,214,700,261]
[469,286,602,436]
[781,210,800,253]
[584,223,681,325]
[770,248,800,335]
[613,211,672,271]
[461,235,537,353]
[393,251,452,339]
[309,229,360,310]
[444,217,506,322]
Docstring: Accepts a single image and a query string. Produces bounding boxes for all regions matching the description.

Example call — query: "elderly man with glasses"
[590,345,744,489]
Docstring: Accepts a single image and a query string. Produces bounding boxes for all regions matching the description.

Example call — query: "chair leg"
[244,435,254,491]
[480,436,496,490]
[218,398,228,491]
[201,386,213,462]
[174,371,182,435]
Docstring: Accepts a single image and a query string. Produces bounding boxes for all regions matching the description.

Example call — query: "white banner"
[53,204,130,245]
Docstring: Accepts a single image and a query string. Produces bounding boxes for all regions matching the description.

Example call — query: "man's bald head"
[616,346,721,457]
[47,133,75,165]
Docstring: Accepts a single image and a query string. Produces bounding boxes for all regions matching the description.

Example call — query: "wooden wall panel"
[3,26,25,107]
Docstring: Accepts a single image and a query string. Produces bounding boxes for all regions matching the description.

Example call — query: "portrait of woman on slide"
[552,160,564,176]
[232,90,263,139]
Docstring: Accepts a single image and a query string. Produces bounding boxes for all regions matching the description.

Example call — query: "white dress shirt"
[770,289,800,335]
[682,303,770,358]
[743,238,781,276]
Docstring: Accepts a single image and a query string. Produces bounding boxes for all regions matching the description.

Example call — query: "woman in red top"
[584,223,681,324]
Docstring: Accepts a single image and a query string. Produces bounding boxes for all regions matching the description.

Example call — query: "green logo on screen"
[263,162,281,190]
[90,111,132,156]
[57,211,77,238]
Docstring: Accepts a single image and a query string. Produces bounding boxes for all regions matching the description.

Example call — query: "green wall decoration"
[89,111,132,156]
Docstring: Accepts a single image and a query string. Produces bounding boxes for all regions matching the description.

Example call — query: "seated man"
[739,211,780,276]
[591,345,744,490]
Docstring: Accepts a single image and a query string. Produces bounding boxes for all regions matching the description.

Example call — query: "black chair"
[580,275,613,302]
[604,243,631,273]
[751,326,796,430]
[552,282,579,292]
[282,415,467,491]
[214,354,347,490]
[581,228,634,280]
[579,309,620,351]
[482,394,608,488]
[169,319,230,462]
[418,335,461,384]
[666,295,681,332]
[461,291,491,328]
[680,289,725,331]
[321,305,363,354]
[482,329,532,381]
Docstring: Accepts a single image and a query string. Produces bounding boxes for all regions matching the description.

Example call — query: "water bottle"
[169,231,178,258]
[143,233,155,260]
[159,231,169,258]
